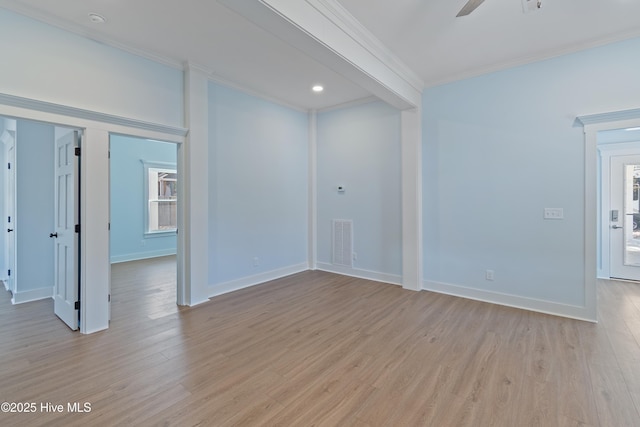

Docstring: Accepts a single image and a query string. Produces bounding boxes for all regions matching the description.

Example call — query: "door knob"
[7,228,13,232]
[612,225,623,229]
[49,232,58,238]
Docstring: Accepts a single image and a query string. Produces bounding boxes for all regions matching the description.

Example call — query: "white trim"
[578,107,640,127]
[209,263,309,298]
[308,110,318,270]
[0,93,187,137]
[0,1,185,71]
[0,101,187,334]
[575,107,640,323]
[423,280,597,323]
[110,249,177,264]
[310,0,424,92]
[401,107,423,291]
[208,74,308,113]
[424,30,640,89]
[316,262,402,286]
[315,96,379,113]
[219,0,421,109]
[11,286,53,304]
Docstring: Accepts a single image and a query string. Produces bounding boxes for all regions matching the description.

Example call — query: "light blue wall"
[423,37,640,306]
[110,135,177,263]
[16,120,54,292]
[208,82,309,285]
[317,101,402,278]
[0,8,183,127]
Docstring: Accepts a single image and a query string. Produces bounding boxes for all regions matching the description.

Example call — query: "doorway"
[0,116,82,330]
[109,134,178,320]
[597,127,640,281]
[609,154,640,280]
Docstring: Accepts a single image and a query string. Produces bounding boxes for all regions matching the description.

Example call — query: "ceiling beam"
[218,0,423,110]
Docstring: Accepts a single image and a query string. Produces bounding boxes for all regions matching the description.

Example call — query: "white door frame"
[579,108,640,322]
[0,97,187,334]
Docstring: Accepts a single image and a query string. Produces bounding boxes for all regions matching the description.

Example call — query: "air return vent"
[332,219,353,267]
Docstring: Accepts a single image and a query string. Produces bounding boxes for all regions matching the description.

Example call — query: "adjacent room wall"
[316,101,402,283]
[423,36,640,317]
[207,82,309,294]
[0,8,184,128]
[110,135,177,263]
[15,119,55,302]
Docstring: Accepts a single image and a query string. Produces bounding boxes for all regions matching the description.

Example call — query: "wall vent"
[332,219,353,267]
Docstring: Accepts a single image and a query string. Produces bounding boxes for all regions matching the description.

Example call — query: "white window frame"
[142,160,177,237]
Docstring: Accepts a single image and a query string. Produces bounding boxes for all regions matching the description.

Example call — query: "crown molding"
[424,29,640,89]
[315,96,379,113]
[207,74,308,113]
[0,93,188,136]
[0,1,184,70]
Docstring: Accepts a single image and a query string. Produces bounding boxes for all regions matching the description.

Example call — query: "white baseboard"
[110,249,177,264]
[208,263,309,298]
[316,262,402,286]
[12,286,53,304]
[2,280,8,291]
[423,279,597,323]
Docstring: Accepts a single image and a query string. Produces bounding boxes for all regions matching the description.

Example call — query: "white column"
[81,128,110,333]
[308,110,318,270]
[179,63,209,306]
[401,106,423,291]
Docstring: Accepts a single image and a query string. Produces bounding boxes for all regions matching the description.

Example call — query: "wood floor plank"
[1,258,640,426]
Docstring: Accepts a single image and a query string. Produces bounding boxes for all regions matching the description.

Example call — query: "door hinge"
[7,269,10,277]
[7,216,10,223]
[74,301,80,310]
[108,294,111,302]
[74,147,81,156]
[108,223,110,230]
[75,224,80,233]
[7,162,10,170]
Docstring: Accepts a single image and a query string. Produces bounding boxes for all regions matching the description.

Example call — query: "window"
[143,162,177,235]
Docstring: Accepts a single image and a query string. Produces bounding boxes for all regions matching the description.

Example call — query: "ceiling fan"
[456,0,541,17]
[456,0,485,17]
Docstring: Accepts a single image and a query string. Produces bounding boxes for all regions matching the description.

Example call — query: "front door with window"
[610,154,640,281]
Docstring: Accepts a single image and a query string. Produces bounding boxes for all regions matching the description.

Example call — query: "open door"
[3,129,16,294]
[52,130,80,330]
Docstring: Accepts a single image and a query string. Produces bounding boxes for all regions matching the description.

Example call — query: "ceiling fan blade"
[456,0,486,17]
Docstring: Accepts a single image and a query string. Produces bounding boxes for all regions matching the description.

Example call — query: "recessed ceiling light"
[312,85,324,93]
[88,13,107,24]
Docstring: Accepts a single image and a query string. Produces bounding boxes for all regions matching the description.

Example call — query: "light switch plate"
[544,208,563,219]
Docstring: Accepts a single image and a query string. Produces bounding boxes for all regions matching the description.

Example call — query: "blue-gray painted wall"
[110,135,177,263]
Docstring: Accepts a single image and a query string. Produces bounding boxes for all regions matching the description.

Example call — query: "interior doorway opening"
[0,115,83,330]
[108,134,179,321]
[597,127,640,282]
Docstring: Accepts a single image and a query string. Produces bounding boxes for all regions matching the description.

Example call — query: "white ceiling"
[1,0,640,110]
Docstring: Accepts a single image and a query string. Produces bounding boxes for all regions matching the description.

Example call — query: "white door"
[53,130,80,330]
[3,133,16,293]
[610,154,640,281]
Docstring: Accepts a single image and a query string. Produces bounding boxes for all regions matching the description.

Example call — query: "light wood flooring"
[1,256,640,426]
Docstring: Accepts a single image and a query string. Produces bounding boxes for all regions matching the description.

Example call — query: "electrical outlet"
[352,252,357,261]
[253,257,259,267]
[543,208,564,220]
[485,270,494,281]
